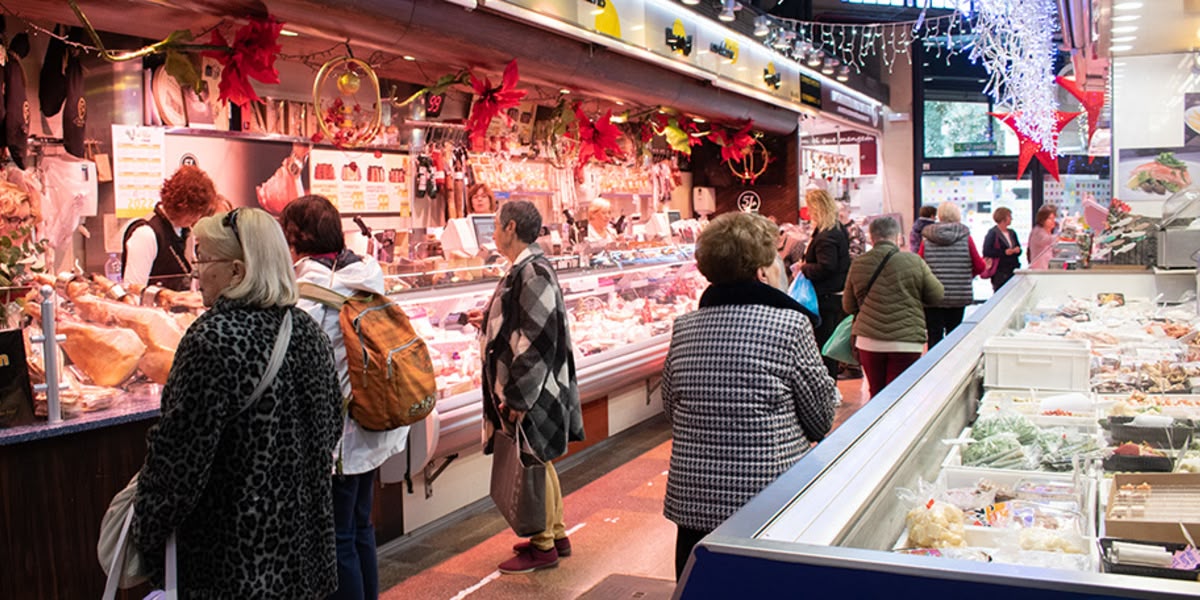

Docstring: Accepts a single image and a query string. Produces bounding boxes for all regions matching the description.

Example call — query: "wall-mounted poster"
[112,126,167,219]
[1117,147,1197,204]
[310,147,411,214]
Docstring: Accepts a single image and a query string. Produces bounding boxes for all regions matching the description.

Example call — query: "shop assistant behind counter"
[122,165,218,291]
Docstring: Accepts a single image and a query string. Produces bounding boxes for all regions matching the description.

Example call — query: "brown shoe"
[512,537,572,557]
[499,545,559,574]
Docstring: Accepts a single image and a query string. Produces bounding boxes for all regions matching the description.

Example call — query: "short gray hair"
[499,200,542,244]
[868,216,901,244]
[937,201,962,223]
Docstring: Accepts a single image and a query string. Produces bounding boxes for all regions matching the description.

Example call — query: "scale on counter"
[1156,188,1200,268]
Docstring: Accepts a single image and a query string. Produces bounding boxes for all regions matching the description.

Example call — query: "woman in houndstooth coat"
[662,212,837,581]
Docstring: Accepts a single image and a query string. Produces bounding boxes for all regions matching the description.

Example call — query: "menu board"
[593,162,652,195]
[470,154,552,193]
[310,148,411,215]
[112,125,167,219]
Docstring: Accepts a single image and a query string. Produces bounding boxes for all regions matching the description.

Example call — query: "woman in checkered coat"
[662,212,838,581]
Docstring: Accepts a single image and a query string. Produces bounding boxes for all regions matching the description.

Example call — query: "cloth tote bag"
[489,425,547,537]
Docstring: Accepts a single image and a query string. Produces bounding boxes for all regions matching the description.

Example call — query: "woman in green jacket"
[843,217,944,398]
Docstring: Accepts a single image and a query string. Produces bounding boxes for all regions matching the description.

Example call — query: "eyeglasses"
[223,208,242,246]
[188,258,232,279]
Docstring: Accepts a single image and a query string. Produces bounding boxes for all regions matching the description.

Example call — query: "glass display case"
[385,248,702,465]
[677,270,1199,600]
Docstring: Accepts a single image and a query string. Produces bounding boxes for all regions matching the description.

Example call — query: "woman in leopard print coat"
[132,208,342,598]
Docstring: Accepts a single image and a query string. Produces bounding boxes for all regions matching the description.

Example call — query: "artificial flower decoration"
[655,115,707,155]
[465,60,527,146]
[708,120,756,163]
[989,110,1081,182]
[203,17,284,109]
[571,103,625,167]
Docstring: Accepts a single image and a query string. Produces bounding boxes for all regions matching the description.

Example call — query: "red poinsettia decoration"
[203,17,283,109]
[571,103,625,167]
[465,60,527,147]
[708,120,756,163]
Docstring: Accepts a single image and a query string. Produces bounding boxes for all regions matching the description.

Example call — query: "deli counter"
[1,246,700,599]
[677,269,1200,600]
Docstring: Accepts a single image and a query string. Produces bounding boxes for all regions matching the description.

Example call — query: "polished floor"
[377,375,871,600]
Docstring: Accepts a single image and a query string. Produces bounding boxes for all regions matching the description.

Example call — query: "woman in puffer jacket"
[918,202,985,347]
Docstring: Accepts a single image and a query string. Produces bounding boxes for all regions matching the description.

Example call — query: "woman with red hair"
[122,165,218,291]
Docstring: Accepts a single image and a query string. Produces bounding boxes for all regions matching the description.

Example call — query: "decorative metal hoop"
[313,57,383,148]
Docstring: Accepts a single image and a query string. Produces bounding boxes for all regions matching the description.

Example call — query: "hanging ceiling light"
[807,51,823,67]
[682,0,700,5]
[836,65,850,81]
[753,15,770,37]
[718,0,737,22]
[771,29,795,50]
[822,58,837,75]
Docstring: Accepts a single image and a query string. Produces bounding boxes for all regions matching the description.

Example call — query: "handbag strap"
[238,311,293,416]
[857,247,898,306]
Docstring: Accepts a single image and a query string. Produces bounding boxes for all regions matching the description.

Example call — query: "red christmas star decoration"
[465,60,527,148]
[988,110,1081,182]
[1056,75,1106,163]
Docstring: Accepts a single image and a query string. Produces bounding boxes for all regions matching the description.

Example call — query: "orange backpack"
[299,282,437,430]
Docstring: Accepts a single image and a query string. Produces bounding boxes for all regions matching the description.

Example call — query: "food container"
[1105,473,1200,545]
[1104,416,1196,450]
[1099,538,1200,581]
[983,337,1091,392]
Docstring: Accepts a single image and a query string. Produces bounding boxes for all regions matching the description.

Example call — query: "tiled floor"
[378,375,871,599]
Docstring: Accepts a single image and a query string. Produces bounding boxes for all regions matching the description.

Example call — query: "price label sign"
[426,93,446,118]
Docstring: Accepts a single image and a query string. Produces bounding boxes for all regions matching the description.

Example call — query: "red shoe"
[498,545,559,574]
[512,537,572,557]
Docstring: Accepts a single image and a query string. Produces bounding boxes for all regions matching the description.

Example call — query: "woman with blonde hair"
[800,189,851,379]
[132,207,342,597]
[663,211,834,581]
[918,201,985,346]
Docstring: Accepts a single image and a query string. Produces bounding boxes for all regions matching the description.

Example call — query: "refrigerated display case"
[677,269,1199,600]
[381,248,702,488]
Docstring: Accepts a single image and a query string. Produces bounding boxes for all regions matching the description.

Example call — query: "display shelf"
[679,271,1200,599]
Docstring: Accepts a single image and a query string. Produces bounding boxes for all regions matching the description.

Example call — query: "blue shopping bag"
[788,271,819,315]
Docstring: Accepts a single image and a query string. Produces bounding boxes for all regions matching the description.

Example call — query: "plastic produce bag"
[788,271,819,315]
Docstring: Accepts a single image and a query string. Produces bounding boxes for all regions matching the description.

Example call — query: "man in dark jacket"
[480,200,585,574]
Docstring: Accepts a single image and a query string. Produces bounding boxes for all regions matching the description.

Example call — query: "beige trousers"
[529,461,565,551]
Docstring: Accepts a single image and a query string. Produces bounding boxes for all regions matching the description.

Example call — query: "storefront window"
[923,100,1019,158]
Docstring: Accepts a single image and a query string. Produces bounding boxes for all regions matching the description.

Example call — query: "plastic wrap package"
[40,156,98,257]
[972,414,1041,445]
[962,433,1040,470]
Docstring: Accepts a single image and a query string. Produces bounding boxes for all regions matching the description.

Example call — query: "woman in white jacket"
[281,195,408,600]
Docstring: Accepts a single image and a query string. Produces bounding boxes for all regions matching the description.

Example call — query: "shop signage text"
[800,74,822,109]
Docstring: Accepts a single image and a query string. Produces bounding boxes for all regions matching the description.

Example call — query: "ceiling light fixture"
[807,52,823,67]
[402,55,416,61]
[279,29,300,37]
[682,0,699,5]
[1114,1,1143,9]
[1112,26,1138,33]
[718,0,739,22]
[1109,44,1133,52]
[1111,15,1141,22]
[1110,36,1136,43]
[693,117,707,123]
[836,66,850,82]
[559,88,571,94]
[821,58,836,75]
[753,15,770,37]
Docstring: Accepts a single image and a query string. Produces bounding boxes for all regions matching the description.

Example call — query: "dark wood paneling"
[691,133,801,224]
[1,420,155,599]
[374,475,407,544]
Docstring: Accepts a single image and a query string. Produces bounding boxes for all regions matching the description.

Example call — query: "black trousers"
[924,306,965,348]
[675,525,710,581]
[813,293,845,379]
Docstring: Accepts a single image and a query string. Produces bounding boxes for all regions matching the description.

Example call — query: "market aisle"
[378,375,869,600]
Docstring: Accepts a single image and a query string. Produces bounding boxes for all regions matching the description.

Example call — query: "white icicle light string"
[969,0,1060,152]
[767,11,970,76]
